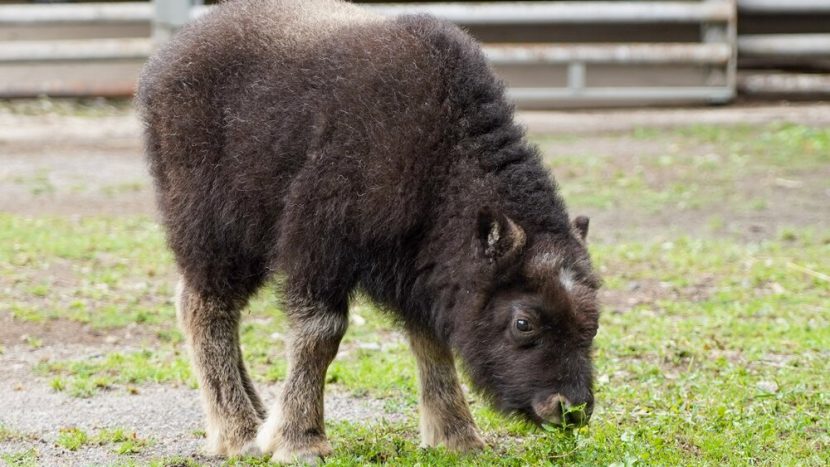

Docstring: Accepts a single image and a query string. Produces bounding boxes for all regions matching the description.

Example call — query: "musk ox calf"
[137,0,600,462]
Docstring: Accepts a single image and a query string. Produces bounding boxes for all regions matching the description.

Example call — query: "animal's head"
[458,208,600,427]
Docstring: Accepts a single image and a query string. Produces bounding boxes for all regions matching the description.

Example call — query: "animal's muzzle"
[532,393,592,427]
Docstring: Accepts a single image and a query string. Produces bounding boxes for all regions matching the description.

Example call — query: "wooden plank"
[191,2,735,24]
[0,38,152,62]
[0,2,151,25]
[485,43,732,65]
[739,34,830,57]
[508,86,734,103]
[738,0,830,13]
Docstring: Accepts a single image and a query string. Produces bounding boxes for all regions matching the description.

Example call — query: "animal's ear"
[477,207,526,262]
[573,216,589,241]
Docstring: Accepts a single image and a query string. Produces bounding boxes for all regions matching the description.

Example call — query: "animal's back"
[137,0,374,298]
[137,0,385,174]
[137,0,454,301]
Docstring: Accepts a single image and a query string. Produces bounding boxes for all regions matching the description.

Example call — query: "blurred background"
[0,0,829,106]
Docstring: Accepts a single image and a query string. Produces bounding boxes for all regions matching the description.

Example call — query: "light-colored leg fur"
[409,331,485,452]
[176,280,263,456]
[257,299,347,464]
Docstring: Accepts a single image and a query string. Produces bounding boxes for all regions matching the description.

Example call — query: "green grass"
[10,169,55,196]
[97,429,151,455]
[146,456,202,467]
[0,448,38,467]
[16,217,828,465]
[538,123,830,213]
[1,122,828,465]
[101,181,146,197]
[56,427,89,451]
[38,348,194,398]
[50,427,150,455]
[0,425,34,443]
[0,214,176,329]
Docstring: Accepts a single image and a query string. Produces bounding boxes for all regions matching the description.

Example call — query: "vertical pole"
[568,62,586,96]
[724,0,738,98]
[701,0,737,102]
[152,0,193,47]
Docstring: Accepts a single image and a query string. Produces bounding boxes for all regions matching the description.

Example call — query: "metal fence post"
[701,0,737,102]
[152,0,193,46]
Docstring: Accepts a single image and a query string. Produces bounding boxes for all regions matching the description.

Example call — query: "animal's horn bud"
[478,208,526,263]
[573,216,589,241]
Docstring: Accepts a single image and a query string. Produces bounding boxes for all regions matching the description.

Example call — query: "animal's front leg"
[257,299,347,464]
[409,330,485,452]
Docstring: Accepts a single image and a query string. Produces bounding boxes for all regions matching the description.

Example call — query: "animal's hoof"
[456,432,486,452]
[423,429,485,453]
[204,424,261,458]
[236,438,263,457]
[271,439,332,465]
[257,417,332,464]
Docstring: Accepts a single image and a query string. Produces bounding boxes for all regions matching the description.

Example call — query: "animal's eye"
[515,318,533,333]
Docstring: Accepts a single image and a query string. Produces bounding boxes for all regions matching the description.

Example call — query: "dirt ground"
[1,103,828,465]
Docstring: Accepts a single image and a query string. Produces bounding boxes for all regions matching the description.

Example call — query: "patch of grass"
[113,436,150,455]
[0,214,176,330]
[681,122,830,167]
[0,448,38,467]
[0,425,35,443]
[146,455,202,467]
[314,421,622,466]
[56,427,89,451]
[50,427,151,457]
[536,122,830,214]
[49,377,66,392]
[37,349,194,398]
[22,335,42,349]
[101,181,146,197]
[11,169,55,196]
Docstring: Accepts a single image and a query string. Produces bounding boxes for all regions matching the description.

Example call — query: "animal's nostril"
[551,397,564,420]
[564,405,589,427]
[533,393,593,427]
[532,393,567,425]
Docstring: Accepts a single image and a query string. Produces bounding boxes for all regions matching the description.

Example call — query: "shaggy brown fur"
[137,0,600,461]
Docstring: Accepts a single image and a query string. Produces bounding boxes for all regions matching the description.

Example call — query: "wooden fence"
[0,1,827,105]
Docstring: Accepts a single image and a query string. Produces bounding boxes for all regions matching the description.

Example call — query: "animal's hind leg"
[239,355,267,419]
[409,328,484,452]
[176,279,263,456]
[257,293,348,464]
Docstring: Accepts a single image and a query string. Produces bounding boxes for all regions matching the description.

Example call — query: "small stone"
[757,380,779,393]
[769,282,786,295]
[774,178,802,189]
[351,314,366,326]
[357,342,380,351]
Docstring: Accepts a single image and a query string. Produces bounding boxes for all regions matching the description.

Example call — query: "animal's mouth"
[531,393,591,428]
